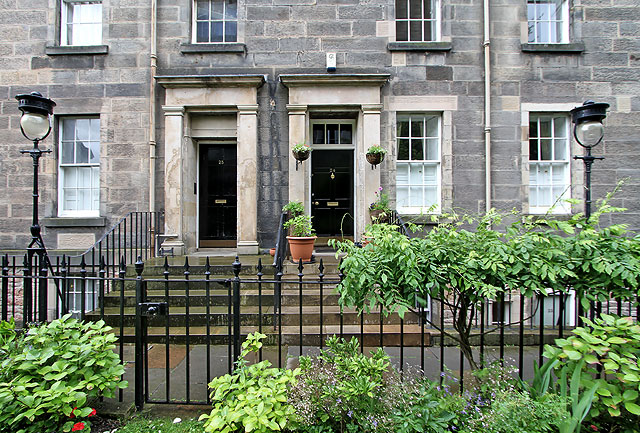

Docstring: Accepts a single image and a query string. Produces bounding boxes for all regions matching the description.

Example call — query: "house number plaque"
[327,202,339,207]
[215,199,227,204]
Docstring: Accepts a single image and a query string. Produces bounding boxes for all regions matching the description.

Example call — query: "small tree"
[331,195,640,370]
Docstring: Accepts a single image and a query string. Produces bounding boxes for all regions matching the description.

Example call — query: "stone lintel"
[156,75,266,89]
[279,74,390,88]
[162,105,186,116]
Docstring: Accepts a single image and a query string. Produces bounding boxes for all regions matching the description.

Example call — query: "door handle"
[313,201,319,205]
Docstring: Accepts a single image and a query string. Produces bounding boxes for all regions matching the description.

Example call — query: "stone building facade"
[0,0,639,255]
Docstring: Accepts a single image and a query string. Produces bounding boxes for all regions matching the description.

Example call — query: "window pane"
[397,120,409,137]
[540,139,552,160]
[529,186,537,207]
[425,138,438,160]
[212,0,224,19]
[410,138,424,160]
[76,140,89,164]
[197,22,209,42]
[396,0,408,20]
[410,186,423,206]
[396,21,408,42]
[89,141,100,164]
[197,0,210,20]
[225,21,237,42]
[92,167,100,188]
[398,139,410,160]
[423,164,437,184]
[409,20,422,41]
[551,163,565,183]
[554,139,567,160]
[397,163,408,184]
[326,124,339,144]
[425,115,438,136]
[424,186,438,207]
[397,186,409,208]
[410,117,423,137]
[340,124,352,144]
[63,167,77,187]
[226,0,237,19]
[61,141,74,164]
[90,118,100,141]
[539,118,551,138]
[409,163,423,184]
[529,139,539,161]
[409,0,422,19]
[424,21,434,41]
[62,119,75,140]
[76,119,90,140]
[211,21,223,42]
[313,124,324,144]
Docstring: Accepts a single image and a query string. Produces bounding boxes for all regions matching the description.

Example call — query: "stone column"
[287,104,308,206]
[236,105,260,254]
[358,104,383,239]
[161,105,186,255]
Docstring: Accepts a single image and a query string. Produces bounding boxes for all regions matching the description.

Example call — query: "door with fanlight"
[310,121,355,242]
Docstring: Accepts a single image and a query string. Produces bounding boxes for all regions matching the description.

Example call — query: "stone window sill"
[180,43,246,54]
[45,45,109,56]
[43,217,106,228]
[521,42,584,53]
[387,41,452,52]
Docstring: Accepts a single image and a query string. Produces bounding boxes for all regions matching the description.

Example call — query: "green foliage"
[199,332,300,433]
[282,201,305,217]
[0,315,127,433]
[368,187,390,212]
[544,314,640,426]
[284,215,315,237]
[331,195,640,369]
[366,145,387,155]
[292,142,312,153]
[290,336,395,432]
[390,378,454,433]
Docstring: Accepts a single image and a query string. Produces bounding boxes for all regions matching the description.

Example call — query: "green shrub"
[544,314,640,430]
[282,201,305,217]
[0,315,127,433]
[199,332,300,432]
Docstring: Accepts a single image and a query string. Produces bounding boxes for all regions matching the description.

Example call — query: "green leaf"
[624,402,640,415]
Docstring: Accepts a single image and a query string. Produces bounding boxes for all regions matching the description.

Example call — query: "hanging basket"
[292,149,310,162]
[366,152,384,167]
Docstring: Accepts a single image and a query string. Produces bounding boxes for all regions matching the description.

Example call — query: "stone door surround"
[157,75,265,255]
[280,74,390,240]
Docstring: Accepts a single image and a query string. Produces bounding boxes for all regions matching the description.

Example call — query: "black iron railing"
[2,254,639,407]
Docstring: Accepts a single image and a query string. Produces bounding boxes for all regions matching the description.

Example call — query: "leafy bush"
[0,315,127,433]
[544,314,640,431]
[282,201,305,217]
[284,214,315,237]
[290,336,452,433]
[199,332,300,432]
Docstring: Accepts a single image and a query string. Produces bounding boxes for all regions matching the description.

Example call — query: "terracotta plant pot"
[269,247,276,257]
[287,236,316,263]
[366,152,384,166]
[292,149,310,162]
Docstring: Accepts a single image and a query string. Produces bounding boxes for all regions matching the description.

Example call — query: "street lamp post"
[570,100,609,222]
[15,91,56,322]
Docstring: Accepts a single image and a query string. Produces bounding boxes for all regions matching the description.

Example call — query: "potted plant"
[365,145,387,167]
[292,142,312,162]
[284,214,316,263]
[369,187,391,223]
[282,201,304,218]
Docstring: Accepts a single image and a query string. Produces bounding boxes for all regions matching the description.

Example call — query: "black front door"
[311,149,354,239]
[199,143,237,247]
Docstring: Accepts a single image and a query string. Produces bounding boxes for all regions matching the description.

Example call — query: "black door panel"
[199,144,237,246]
[311,149,354,237]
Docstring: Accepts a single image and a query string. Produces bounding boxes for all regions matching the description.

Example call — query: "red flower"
[71,422,85,431]
[590,425,599,432]
[88,408,96,417]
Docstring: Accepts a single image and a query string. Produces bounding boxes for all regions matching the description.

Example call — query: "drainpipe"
[483,0,492,213]
[149,0,158,214]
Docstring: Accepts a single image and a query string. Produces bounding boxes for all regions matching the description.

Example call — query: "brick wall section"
[0,0,151,251]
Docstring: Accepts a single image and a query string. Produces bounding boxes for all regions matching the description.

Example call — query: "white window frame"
[395,114,441,215]
[58,117,101,217]
[527,0,569,44]
[60,0,103,46]
[395,0,440,42]
[528,114,571,214]
[192,0,238,43]
[60,278,97,319]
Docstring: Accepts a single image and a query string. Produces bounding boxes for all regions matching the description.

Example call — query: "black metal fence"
[1,253,639,409]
